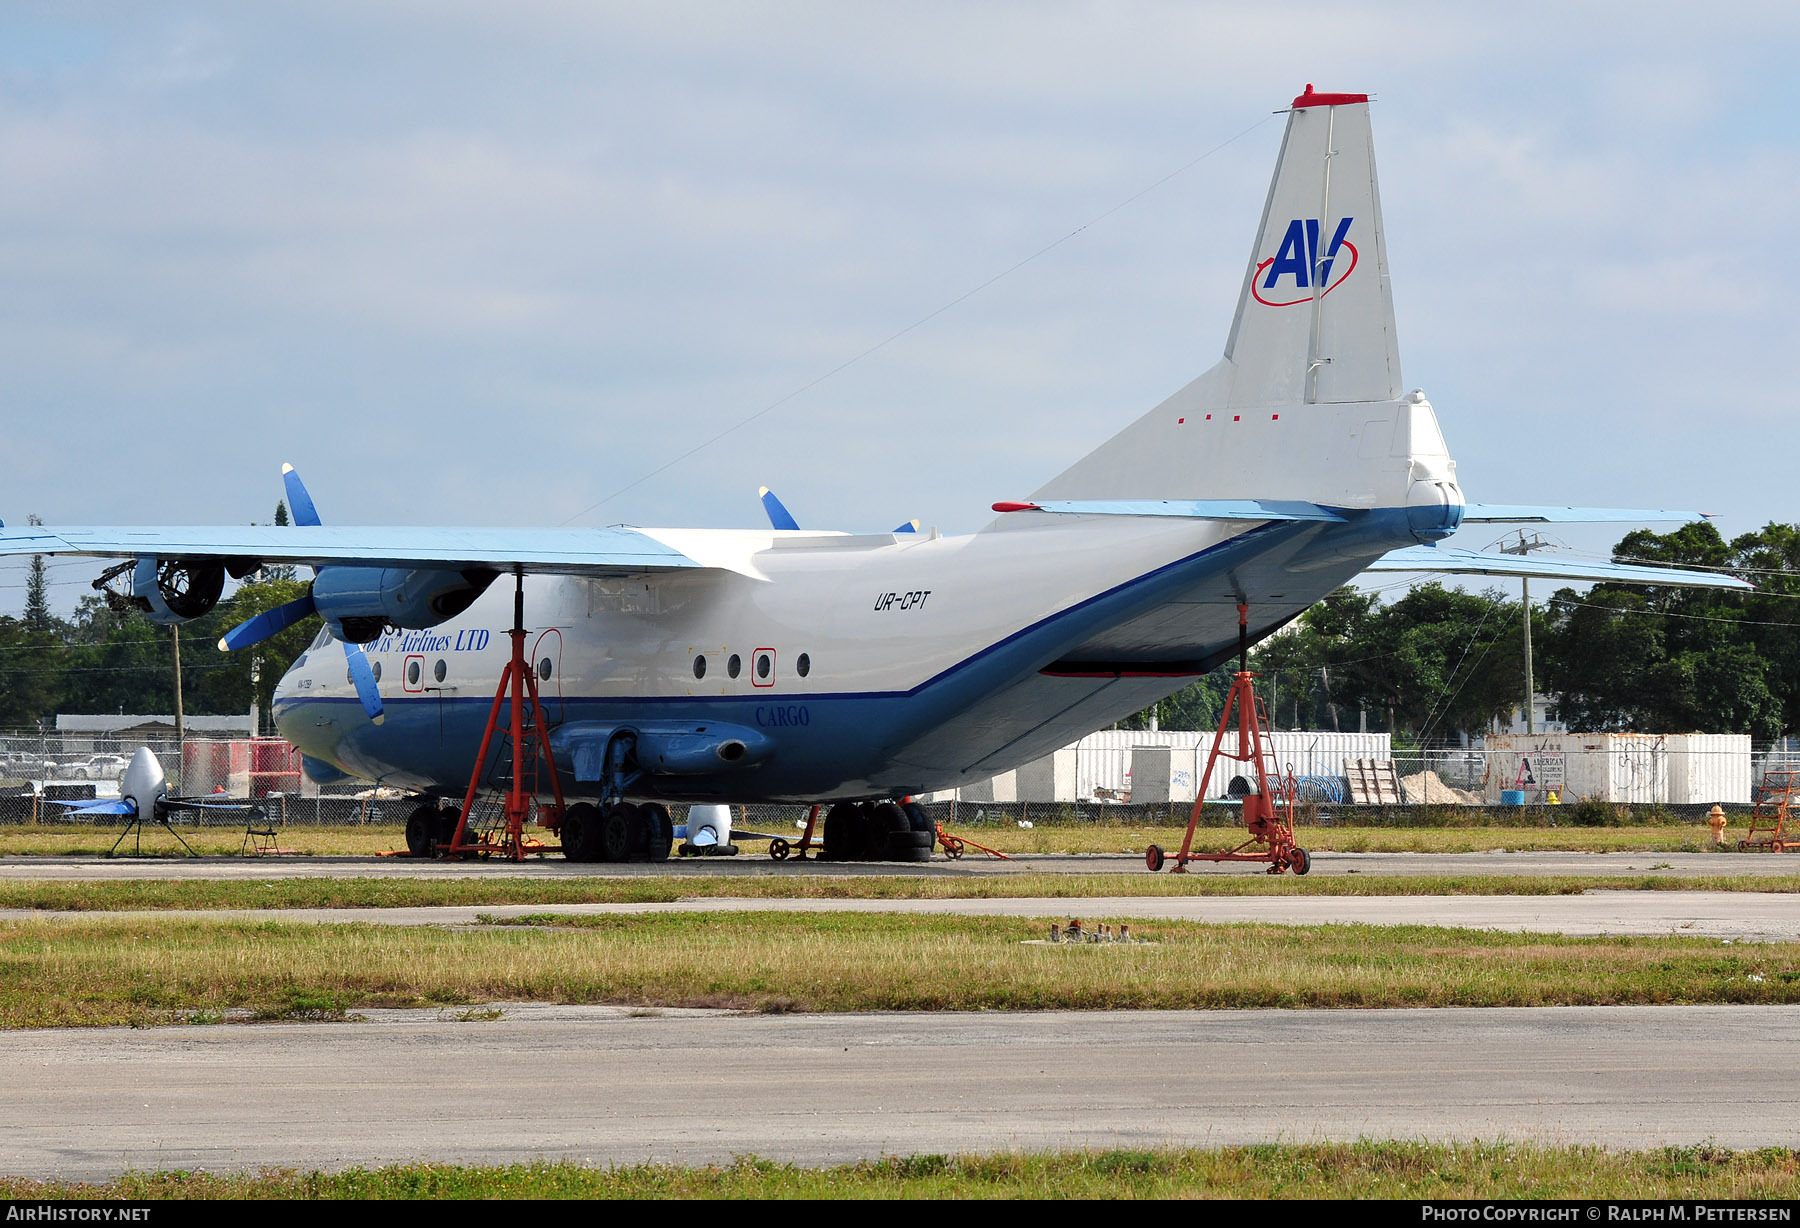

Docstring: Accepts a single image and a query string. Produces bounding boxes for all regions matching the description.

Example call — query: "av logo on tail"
[1253,217,1357,307]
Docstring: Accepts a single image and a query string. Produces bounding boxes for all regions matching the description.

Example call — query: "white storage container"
[1666,733,1751,805]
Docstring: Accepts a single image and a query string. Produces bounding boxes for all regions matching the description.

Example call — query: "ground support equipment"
[109,807,198,858]
[1144,605,1310,876]
[768,805,822,861]
[1741,769,1799,853]
[441,569,568,861]
[933,824,1013,861]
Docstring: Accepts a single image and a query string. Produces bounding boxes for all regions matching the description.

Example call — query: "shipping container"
[1666,733,1752,805]
[1482,733,1673,803]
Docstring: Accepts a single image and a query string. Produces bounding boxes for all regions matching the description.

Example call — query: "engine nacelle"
[310,566,498,644]
[132,557,225,625]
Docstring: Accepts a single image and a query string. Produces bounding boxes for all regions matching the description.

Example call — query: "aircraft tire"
[867,802,910,860]
[821,803,859,861]
[884,829,935,861]
[435,809,475,858]
[900,801,932,832]
[404,805,437,858]
[598,802,636,863]
[641,803,674,861]
[561,802,602,862]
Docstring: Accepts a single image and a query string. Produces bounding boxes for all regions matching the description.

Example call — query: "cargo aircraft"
[1,86,1748,861]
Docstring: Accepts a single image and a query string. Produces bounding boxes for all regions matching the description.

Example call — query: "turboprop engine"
[308,565,497,644]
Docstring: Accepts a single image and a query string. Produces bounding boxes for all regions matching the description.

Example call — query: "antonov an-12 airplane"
[1,85,1748,861]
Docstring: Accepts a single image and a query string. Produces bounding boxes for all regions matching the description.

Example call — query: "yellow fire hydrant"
[1546,790,1560,806]
[1708,804,1728,845]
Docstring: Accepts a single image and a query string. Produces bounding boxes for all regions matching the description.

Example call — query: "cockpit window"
[311,626,333,651]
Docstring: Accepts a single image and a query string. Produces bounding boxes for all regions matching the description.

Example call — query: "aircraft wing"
[1367,545,1751,590]
[0,524,704,578]
[1457,505,1711,524]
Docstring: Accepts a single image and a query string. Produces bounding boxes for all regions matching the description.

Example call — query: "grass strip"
[4,912,1800,1027]
[0,1144,1796,1199]
[0,822,1759,858]
[1,873,1796,912]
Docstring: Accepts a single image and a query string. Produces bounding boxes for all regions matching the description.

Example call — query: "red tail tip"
[1292,84,1369,109]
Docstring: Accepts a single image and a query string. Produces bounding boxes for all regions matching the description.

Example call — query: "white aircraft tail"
[1033,86,1447,512]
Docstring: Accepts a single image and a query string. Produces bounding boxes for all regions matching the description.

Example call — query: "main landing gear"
[560,800,675,864]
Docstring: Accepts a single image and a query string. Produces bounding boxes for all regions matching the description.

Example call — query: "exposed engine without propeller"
[129,556,228,624]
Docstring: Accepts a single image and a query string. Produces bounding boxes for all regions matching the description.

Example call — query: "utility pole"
[171,625,185,754]
[1499,532,1551,736]
[1522,576,1533,734]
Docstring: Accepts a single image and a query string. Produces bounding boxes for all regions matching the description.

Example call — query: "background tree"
[1541,521,1790,739]
[22,515,52,634]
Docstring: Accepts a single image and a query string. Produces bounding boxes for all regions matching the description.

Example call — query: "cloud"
[1,2,1798,613]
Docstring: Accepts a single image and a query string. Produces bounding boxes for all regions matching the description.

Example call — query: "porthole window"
[538,657,553,681]
[756,652,772,680]
[371,660,382,683]
[727,654,741,679]
[693,655,707,680]
[433,659,447,683]
[796,652,810,678]
[406,660,421,687]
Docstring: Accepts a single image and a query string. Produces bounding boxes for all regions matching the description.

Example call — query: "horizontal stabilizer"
[994,499,1344,522]
[1459,505,1709,524]
[1368,546,1751,590]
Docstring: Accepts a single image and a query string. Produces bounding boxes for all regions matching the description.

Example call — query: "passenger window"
[407,660,421,687]
[756,652,771,680]
[434,659,447,683]
[693,655,707,680]
[796,653,810,678]
[728,654,741,679]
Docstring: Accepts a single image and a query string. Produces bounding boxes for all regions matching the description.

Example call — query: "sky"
[3,1,1797,614]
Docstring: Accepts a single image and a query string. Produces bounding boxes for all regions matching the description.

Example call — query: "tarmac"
[3,849,1795,1179]
[7,1004,1797,1178]
[0,849,1793,879]
[4,890,1798,941]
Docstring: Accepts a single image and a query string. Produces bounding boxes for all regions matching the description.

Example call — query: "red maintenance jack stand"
[445,567,568,861]
[1145,604,1310,876]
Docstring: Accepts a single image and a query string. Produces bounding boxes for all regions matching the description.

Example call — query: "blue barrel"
[1500,789,1526,806]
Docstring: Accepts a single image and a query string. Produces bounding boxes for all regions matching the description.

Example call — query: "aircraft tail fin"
[1222,85,1400,408]
[1030,87,1431,511]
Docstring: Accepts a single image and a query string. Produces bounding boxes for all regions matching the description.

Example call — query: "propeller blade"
[343,639,385,725]
[217,593,317,652]
[758,486,800,531]
[281,463,323,528]
[894,519,920,534]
